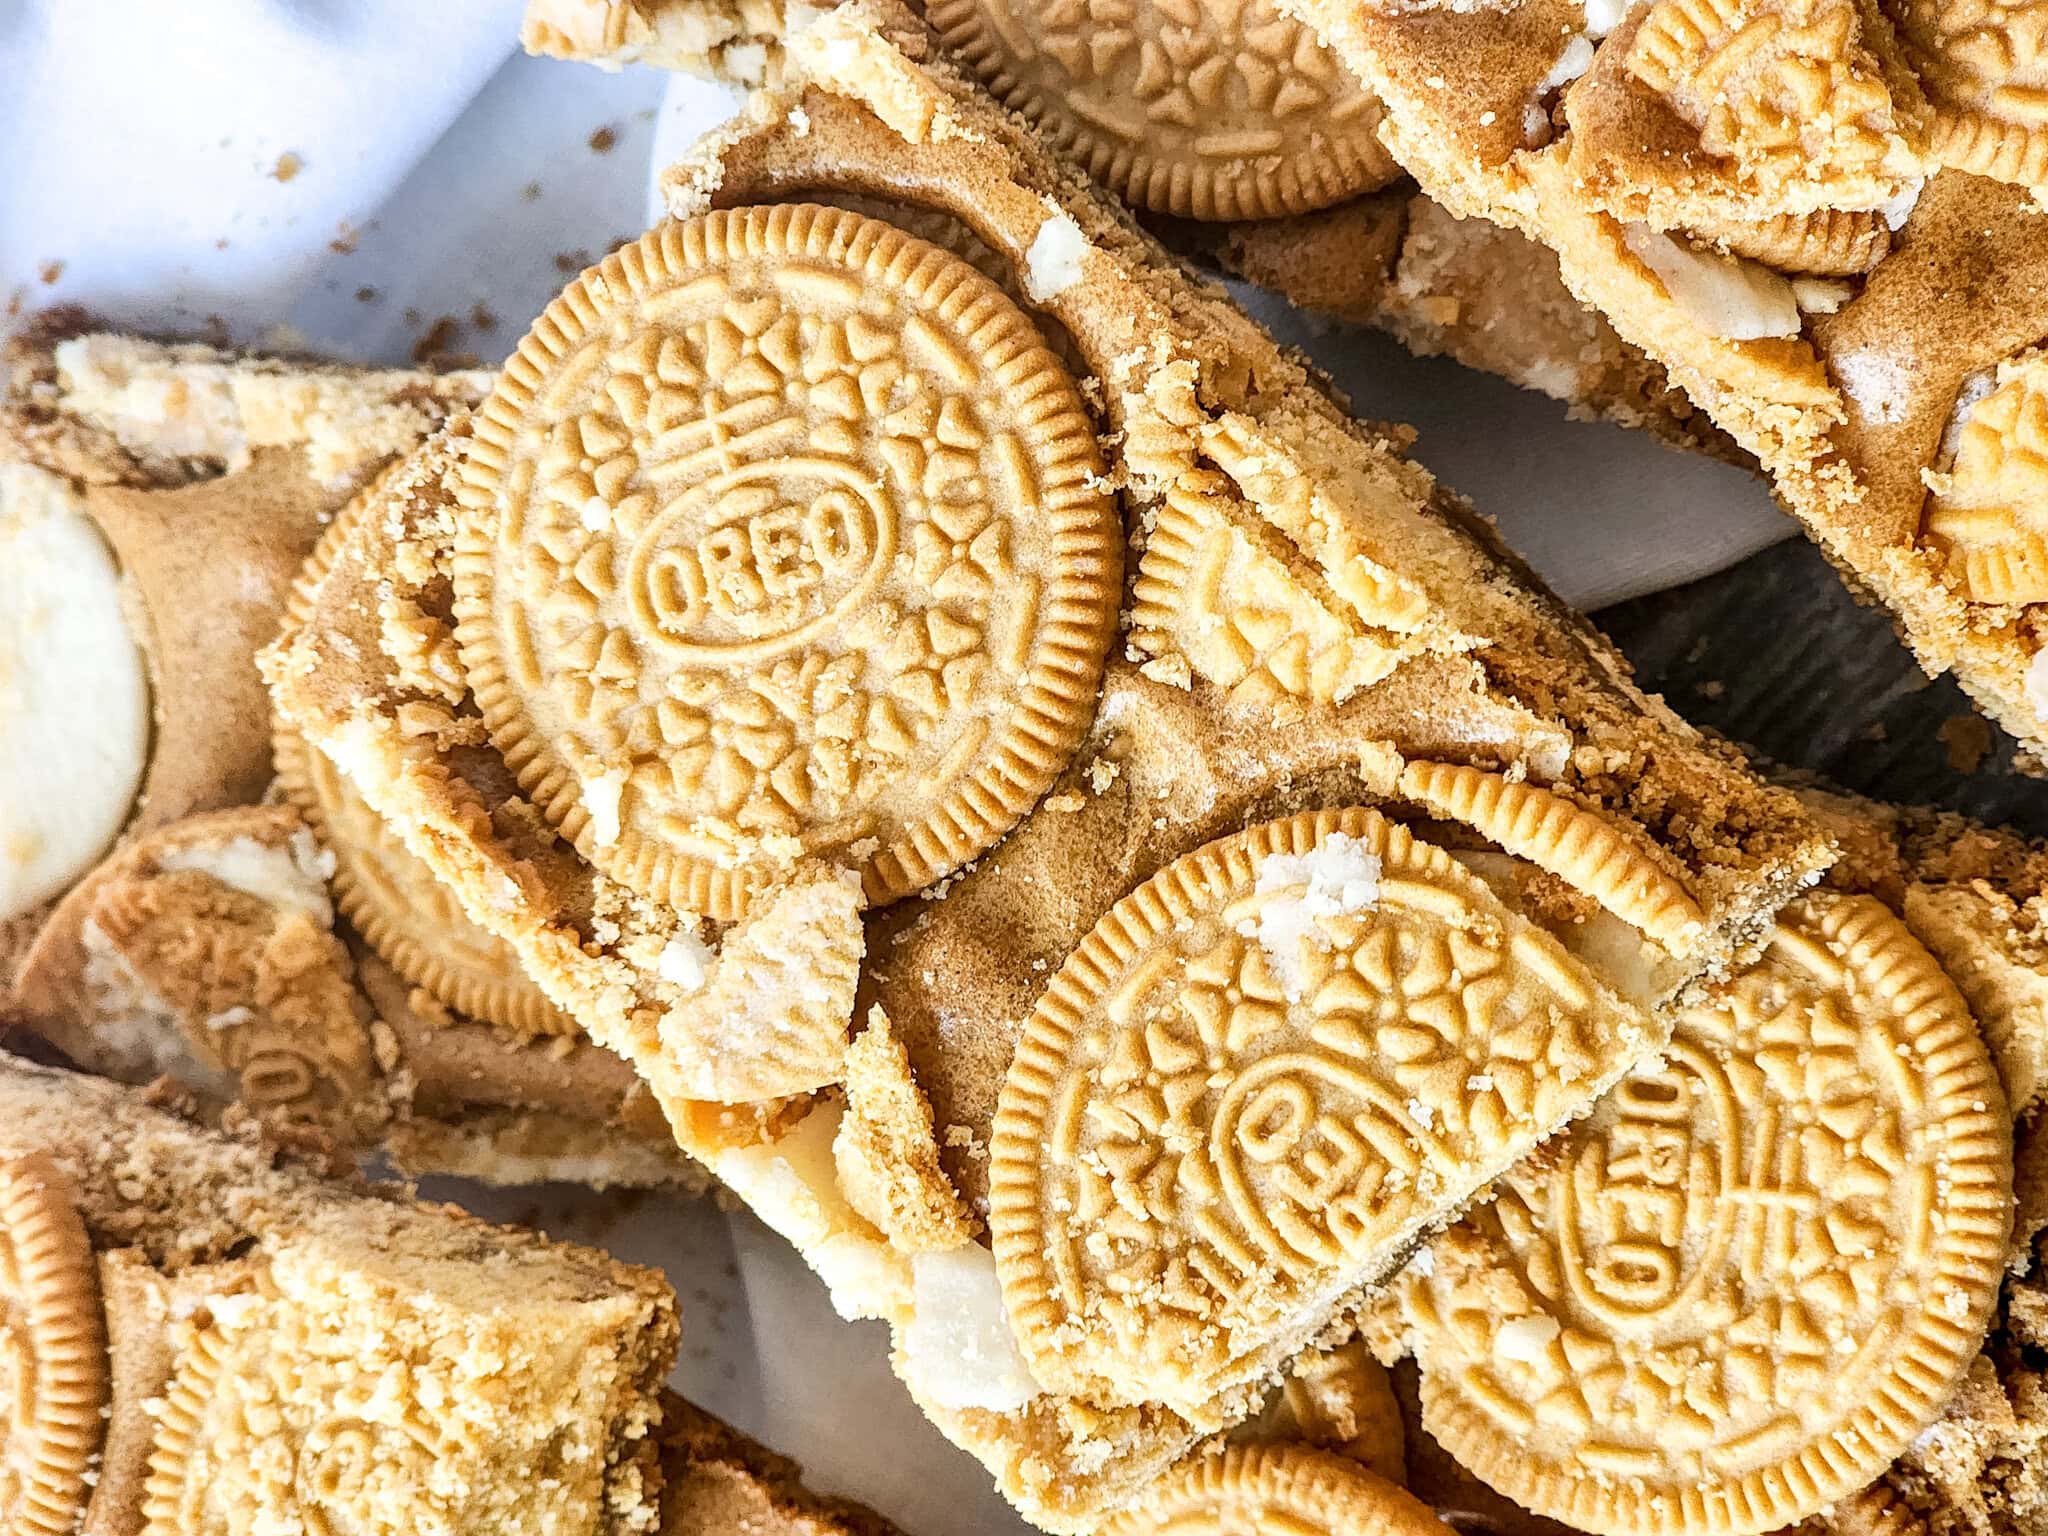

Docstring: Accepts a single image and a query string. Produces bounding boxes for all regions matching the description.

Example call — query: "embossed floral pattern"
[989,809,1645,1419]
[453,208,1118,919]
[1403,894,2013,1536]
[1923,352,2048,603]
[926,0,1392,218]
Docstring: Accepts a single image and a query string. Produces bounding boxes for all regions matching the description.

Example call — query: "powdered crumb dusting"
[1247,832,1383,1002]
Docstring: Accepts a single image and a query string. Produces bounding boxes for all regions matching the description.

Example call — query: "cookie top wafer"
[1567,0,1928,227]
[989,806,1651,1419]
[925,0,1395,219]
[1400,893,2012,1536]
[0,1154,107,1536]
[452,204,1120,920]
[1100,1443,1455,1536]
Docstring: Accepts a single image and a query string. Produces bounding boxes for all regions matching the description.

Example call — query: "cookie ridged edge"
[1102,1442,1451,1536]
[1415,894,2012,1536]
[1398,761,1705,951]
[270,484,574,1038]
[0,1153,110,1536]
[450,203,1119,920]
[989,805,1498,1403]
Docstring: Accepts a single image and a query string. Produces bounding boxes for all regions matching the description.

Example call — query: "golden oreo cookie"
[275,720,574,1037]
[1923,349,2048,604]
[1402,893,2012,1536]
[989,807,1647,1418]
[925,0,1394,219]
[1100,1443,1454,1536]
[1627,0,1902,188]
[454,204,1120,920]
[1895,0,2048,187]
[0,1155,108,1536]
[143,1291,459,1536]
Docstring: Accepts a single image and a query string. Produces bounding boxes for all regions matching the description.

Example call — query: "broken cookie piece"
[990,806,1656,1423]
[1395,890,2011,1536]
[10,802,699,1189]
[524,0,797,84]
[12,804,381,1144]
[1278,0,2048,758]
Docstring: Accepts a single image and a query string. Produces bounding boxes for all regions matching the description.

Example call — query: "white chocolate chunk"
[0,463,150,922]
[1024,206,1089,302]
[1537,33,1596,92]
[703,1101,910,1320]
[1623,225,1801,341]
[900,1244,1043,1412]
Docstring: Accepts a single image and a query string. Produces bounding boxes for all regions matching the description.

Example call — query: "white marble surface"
[5,9,1801,1532]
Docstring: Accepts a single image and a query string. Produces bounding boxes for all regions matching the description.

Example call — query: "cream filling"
[657,929,713,989]
[0,463,151,923]
[158,829,336,928]
[1448,849,1672,1009]
[1024,206,1089,302]
[76,918,233,1092]
[2027,649,2048,724]
[1245,831,1385,1003]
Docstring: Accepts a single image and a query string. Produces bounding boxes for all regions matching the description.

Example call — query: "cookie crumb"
[1695,679,1726,700]
[329,222,358,254]
[354,286,378,304]
[522,181,543,202]
[589,125,618,155]
[471,303,499,333]
[273,152,303,183]
[412,316,463,366]
[37,260,63,286]
[1940,714,1993,775]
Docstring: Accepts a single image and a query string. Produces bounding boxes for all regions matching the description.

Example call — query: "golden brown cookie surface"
[274,718,573,1038]
[1402,893,2012,1536]
[1100,1442,1455,1536]
[1895,0,2048,185]
[0,1155,107,1536]
[926,0,1395,219]
[453,204,1119,920]
[990,806,1647,1418]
